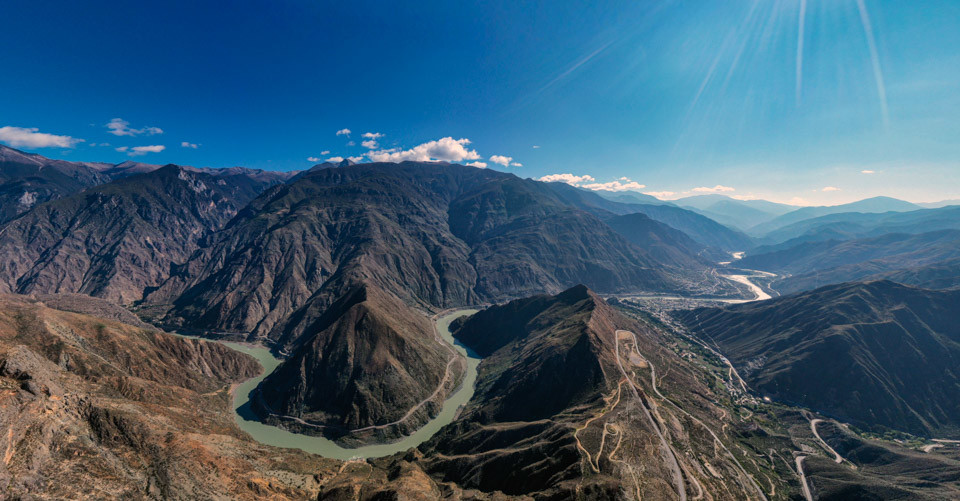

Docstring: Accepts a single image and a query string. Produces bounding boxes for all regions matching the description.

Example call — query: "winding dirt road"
[810,419,845,464]
[614,330,688,501]
[617,330,768,501]
[795,456,814,501]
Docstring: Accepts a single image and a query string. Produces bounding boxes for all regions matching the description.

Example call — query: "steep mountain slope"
[0,293,471,500]
[420,285,775,499]
[593,189,671,205]
[604,212,723,266]
[0,145,294,225]
[678,281,960,438]
[543,181,755,251]
[872,256,960,290]
[0,165,277,304]
[624,202,756,251]
[253,283,463,443]
[155,162,729,347]
[740,230,960,294]
[0,144,110,222]
[749,196,923,236]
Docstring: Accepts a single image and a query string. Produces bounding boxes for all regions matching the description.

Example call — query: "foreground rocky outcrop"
[0,293,493,500]
[5,289,959,499]
[254,283,465,444]
[419,285,779,499]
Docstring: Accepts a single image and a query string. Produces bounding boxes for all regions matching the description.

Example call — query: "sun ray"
[796,0,807,106]
[855,0,889,125]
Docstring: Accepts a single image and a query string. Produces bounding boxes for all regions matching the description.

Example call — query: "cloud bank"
[366,137,480,163]
[692,185,735,193]
[0,126,83,148]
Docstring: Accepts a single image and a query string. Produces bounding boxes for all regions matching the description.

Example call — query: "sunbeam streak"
[856,0,889,125]
[796,0,807,106]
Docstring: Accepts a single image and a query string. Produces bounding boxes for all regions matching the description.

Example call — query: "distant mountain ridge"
[749,196,923,236]
[0,164,286,304]
[675,194,798,231]
[542,182,755,251]
[0,144,297,224]
[740,229,960,294]
[755,204,960,247]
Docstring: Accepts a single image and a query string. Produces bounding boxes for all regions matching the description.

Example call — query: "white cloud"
[346,140,355,146]
[180,141,199,149]
[0,126,84,148]
[532,145,540,149]
[644,191,676,199]
[731,194,758,201]
[320,150,330,155]
[361,132,383,139]
[510,162,522,167]
[119,145,165,156]
[326,156,344,162]
[106,118,162,137]
[538,173,595,185]
[336,128,351,136]
[691,185,735,193]
[467,161,487,168]
[821,186,841,192]
[366,137,480,163]
[307,157,321,162]
[861,169,875,174]
[89,142,111,147]
[361,139,379,149]
[489,155,513,166]
[347,156,363,163]
[582,180,647,192]
[542,174,647,192]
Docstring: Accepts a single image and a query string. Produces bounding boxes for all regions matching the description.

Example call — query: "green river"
[184,309,480,460]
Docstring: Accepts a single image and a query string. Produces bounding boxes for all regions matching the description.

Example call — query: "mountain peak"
[556,283,593,303]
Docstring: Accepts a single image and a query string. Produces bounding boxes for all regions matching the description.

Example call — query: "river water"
[181,309,479,460]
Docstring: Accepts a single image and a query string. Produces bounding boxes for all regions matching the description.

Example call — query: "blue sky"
[1,0,959,205]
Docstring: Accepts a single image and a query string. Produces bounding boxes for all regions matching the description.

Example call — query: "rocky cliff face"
[0,144,111,223]
[0,165,279,304]
[155,162,727,348]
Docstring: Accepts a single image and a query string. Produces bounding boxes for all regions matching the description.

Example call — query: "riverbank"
[174,309,480,460]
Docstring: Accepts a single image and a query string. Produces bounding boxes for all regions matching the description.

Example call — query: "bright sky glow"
[1,1,958,205]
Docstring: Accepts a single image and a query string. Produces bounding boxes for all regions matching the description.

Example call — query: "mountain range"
[674,194,798,231]
[747,196,924,236]
[679,280,960,438]
[4,144,960,498]
[740,230,960,294]
[0,164,288,304]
